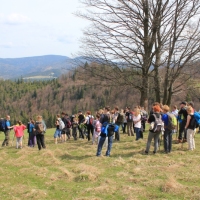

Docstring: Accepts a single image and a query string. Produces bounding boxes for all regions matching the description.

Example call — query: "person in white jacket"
[133,108,142,140]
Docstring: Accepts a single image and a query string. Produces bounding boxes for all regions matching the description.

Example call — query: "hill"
[0,55,80,80]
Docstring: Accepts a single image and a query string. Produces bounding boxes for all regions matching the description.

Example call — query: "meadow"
[0,128,200,200]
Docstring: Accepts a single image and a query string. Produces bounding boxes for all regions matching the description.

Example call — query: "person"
[92,114,101,145]
[28,119,36,147]
[35,115,46,150]
[133,108,142,140]
[185,106,196,151]
[27,118,32,146]
[141,107,148,132]
[54,114,62,144]
[178,101,188,143]
[145,105,162,154]
[171,105,178,117]
[123,109,127,133]
[162,105,173,153]
[2,115,14,147]
[61,112,71,142]
[126,107,134,136]
[77,111,85,139]
[13,121,26,149]
[97,106,113,157]
[114,107,124,141]
[72,117,79,140]
[84,111,94,141]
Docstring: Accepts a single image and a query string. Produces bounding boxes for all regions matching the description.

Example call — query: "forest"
[0,62,200,128]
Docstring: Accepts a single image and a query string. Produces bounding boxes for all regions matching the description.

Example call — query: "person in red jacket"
[13,121,26,149]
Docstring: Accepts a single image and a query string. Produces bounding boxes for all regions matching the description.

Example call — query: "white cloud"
[4,13,30,25]
[0,42,13,48]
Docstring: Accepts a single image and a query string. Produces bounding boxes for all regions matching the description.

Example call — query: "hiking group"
[0,101,199,155]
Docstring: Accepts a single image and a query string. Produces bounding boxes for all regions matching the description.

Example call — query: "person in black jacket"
[178,102,188,143]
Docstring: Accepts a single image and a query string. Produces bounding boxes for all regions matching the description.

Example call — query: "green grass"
[0,128,200,200]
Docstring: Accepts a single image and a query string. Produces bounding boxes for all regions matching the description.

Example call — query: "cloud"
[0,13,30,25]
[0,42,13,48]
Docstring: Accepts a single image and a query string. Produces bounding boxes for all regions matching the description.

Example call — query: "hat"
[180,101,186,105]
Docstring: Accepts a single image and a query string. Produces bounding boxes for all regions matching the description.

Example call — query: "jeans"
[123,123,127,133]
[54,129,61,138]
[96,135,113,156]
[134,127,141,140]
[145,131,160,153]
[163,129,172,153]
[178,120,187,140]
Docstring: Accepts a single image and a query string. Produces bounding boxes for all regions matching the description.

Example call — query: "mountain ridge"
[0,55,83,80]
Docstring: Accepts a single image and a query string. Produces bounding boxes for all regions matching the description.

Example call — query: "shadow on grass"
[60,153,94,161]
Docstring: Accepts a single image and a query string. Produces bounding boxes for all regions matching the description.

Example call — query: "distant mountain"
[0,55,84,80]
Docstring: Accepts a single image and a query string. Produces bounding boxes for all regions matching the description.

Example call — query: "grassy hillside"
[0,128,200,200]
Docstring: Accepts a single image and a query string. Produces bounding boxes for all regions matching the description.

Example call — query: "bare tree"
[76,0,200,107]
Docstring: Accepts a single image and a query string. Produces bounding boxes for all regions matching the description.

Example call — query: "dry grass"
[0,129,200,199]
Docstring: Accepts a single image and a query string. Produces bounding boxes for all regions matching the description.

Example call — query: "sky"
[0,0,88,58]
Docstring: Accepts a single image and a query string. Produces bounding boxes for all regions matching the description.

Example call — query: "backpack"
[127,112,133,122]
[59,119,65,130]
[0,119,6,132]
[65,118,71,128]
[150,114,164,133]
[88,116,94,125]
[193,111,200,125]
[101,122,119,137]
[116,113,124,123]
[36,122,44,134]
[167,113,177,130]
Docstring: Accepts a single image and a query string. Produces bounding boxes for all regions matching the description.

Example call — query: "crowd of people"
[0,101,198,155]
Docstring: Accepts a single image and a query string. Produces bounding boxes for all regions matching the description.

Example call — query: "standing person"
[178,102,188,143]
[145,105,162,154]
[35,115,46,150]
[92,114,101,145]
[97,106,114,156]
[126,107,134,136]
[61,112,71,142]
[185,106,196,151]
[2,115,14,147]
[133,108,142,140]
[85,111,94,142]
[123,109,127,134]
[13,121,26,149]
[27,118,32,146]
[162,105,173,153]
[28,119,36,147]
[54,114,63,144]
[114,106,123,141]
[72,117,79,140]
[77,111,85,139]
[141,107,148,132]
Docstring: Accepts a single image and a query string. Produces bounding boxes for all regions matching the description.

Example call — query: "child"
[72,118,79,140]
[29,120,36,147]
[13,121,26,149]
[54,115,62,144]
[92,114,101,145]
